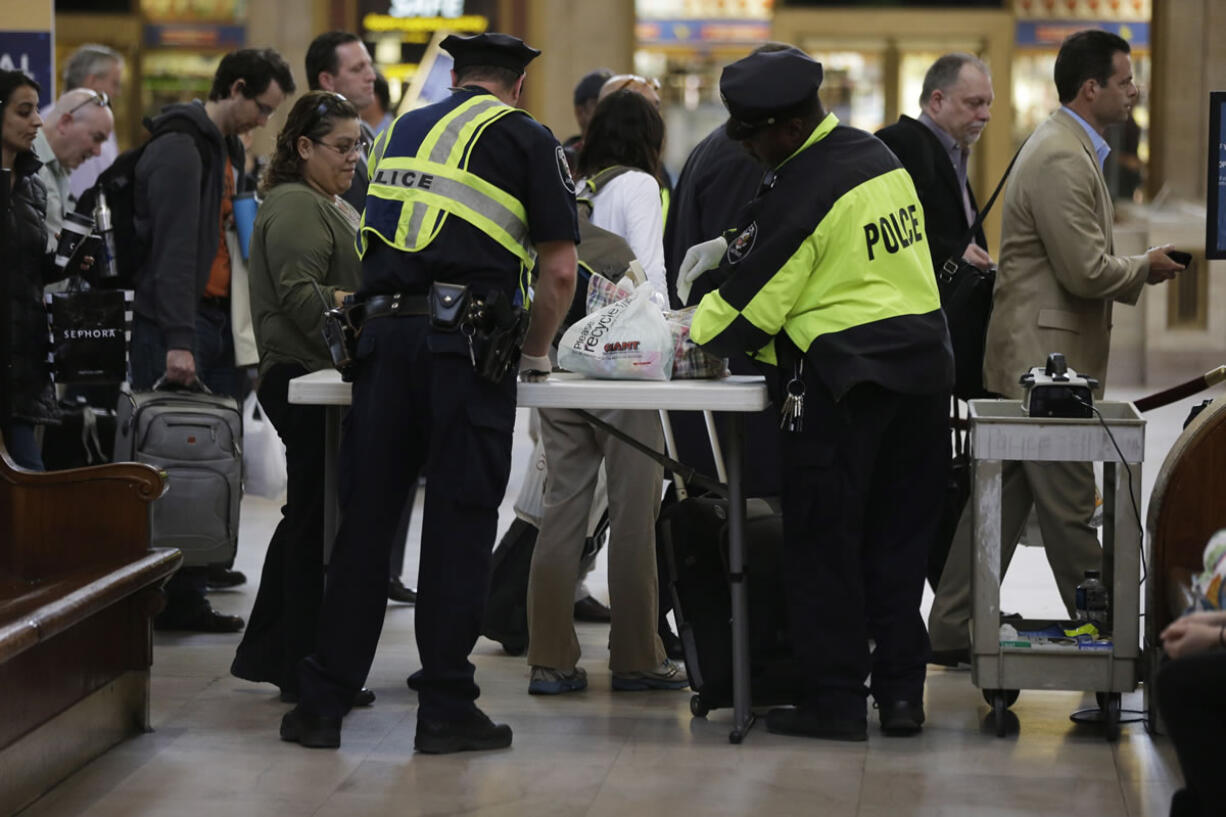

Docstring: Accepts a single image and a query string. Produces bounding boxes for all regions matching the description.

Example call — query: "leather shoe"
[929,647,970,668]
[206,566,247,589]
[765,707,867,742]
[878,700,925,736]
[573,595,611,622]
[155,605,244,633]
[388,578,418,604]
[279,687,375,707]
[415,707,512,754]
[280,707,341,748]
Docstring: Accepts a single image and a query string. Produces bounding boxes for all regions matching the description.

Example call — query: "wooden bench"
[0,440,180,816]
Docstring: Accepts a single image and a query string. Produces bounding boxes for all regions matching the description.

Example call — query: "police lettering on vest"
[863,204,924,261]
[371,167,435,191]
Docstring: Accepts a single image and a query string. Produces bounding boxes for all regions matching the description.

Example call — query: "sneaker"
[528,665,588,695]
[415,707,512,754]
[612,659,689,691]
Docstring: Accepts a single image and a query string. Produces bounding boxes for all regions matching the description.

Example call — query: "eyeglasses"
[313,138,369,157]
[65,90,110,116]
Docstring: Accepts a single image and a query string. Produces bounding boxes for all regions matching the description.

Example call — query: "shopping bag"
[242,392,287,500]
[44,280,131,384]
[558,284,675,380]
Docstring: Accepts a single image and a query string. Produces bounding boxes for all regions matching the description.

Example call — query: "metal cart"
[967,400,1145,741]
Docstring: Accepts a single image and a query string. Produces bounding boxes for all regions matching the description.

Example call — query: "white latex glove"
[518,352,552,383]
[676,236,727,305]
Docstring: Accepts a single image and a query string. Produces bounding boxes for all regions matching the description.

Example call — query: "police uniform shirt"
[692,113,953,401]
[362,88,580,297]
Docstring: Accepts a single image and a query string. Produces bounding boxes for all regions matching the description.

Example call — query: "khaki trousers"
[927,459,1102,651]
[527,407,666,673]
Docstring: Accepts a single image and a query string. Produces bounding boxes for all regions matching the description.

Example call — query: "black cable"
[1075,396,1147,587]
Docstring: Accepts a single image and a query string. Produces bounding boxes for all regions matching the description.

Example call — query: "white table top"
[288,368,771,413]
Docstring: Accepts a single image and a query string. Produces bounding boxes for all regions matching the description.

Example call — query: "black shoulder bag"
[937,142,1024,400]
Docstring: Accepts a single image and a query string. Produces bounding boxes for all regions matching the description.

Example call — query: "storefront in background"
[636,0,772,178]
[359,0,496,114]
[1011,0,1152,202]
[139,0,248,122]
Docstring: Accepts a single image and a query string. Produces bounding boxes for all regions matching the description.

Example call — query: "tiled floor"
[18,384,1220,817]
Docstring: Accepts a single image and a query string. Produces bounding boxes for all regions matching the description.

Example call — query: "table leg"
[322,405,341,565]
[726,412,755,743]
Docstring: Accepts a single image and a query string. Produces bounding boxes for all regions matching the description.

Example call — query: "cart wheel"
[982,688,1019,708]
[992,691,1008,737]
[690,694,709,718]
[1103,693,1121,742]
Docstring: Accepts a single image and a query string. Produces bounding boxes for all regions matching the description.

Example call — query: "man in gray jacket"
[130,48,294,632]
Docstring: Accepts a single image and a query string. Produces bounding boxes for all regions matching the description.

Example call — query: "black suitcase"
[482,512,609,655]
[658,494,801,717]
[572,406,802,717]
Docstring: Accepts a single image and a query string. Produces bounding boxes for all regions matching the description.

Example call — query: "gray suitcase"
[114,384,243,567]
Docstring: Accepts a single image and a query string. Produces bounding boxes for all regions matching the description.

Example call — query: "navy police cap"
[720,47,823,139]
[441,33,541,74]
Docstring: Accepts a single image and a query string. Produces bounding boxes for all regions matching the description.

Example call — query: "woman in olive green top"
[232,91,366,702]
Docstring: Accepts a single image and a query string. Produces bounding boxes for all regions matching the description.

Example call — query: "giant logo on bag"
[727,222,758,264]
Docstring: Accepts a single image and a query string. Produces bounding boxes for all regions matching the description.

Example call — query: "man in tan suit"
[928,29,1183,664]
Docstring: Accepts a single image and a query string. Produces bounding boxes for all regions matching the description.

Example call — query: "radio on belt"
[1019,352,1098,418]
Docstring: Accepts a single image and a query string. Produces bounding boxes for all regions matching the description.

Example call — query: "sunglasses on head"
[66,89,110,116]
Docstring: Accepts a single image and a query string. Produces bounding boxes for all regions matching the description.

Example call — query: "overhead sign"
[1207,92,1226,260]
[1015,21,1150,48]
[0,31,54,103]
[636,19,772,45]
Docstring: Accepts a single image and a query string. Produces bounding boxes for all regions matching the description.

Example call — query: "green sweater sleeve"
[260,188,347,342]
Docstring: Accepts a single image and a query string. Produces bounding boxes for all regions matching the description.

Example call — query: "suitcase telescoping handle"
[152,375,214,395]
[572,408,728,499]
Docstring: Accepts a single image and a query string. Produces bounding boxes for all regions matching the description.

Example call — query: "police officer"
[685,47,954,740]
[280,32,579,753]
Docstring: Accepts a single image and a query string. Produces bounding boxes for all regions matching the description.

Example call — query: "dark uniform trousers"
[780,373,949,718]
[297,313,516,721]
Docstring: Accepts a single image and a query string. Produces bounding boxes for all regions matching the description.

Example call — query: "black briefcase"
[938,259,995,401]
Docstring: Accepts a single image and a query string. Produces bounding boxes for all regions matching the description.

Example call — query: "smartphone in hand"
[1167,250,1193,267]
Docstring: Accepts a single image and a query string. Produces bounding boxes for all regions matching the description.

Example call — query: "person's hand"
[333,289,353,308]
[676,236,728,305]
[164,349,197,386]
[518,352,552,383]
[1146,244,1184,284]
[962,242,995,271]
[1160,617,1223,659]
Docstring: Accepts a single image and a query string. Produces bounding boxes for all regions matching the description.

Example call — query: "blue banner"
[1015,21,1149,49]
[0,31,54,104]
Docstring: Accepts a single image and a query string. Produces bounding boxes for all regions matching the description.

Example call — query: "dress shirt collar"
[917,111,964,160]
[1062,106,1111,168]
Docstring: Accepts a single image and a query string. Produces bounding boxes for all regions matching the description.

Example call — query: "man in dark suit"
[876,53,995,275]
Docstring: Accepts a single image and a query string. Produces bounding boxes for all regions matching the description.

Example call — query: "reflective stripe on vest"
[358,95,536,267]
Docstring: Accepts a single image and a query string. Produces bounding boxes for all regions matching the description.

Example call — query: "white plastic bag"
[243,392,287,500]
[558,284,675,380]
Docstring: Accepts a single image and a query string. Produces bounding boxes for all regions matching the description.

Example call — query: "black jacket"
[876,115,987,273]
[3,152,61,423]
[663,124,764,308]
[133,102,244,352]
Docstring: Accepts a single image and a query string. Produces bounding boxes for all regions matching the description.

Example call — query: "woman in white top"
[525,91,686,695]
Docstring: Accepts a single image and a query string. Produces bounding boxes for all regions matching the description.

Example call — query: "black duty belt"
[365,293,430,321]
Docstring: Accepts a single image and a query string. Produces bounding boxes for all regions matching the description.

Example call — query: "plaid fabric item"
[666,307,728,380]
[585,271,635,314]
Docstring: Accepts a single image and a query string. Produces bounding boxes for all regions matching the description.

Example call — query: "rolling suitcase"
[114,381,243,567]
[573,407,801,716]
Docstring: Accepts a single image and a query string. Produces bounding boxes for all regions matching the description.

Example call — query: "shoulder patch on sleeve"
[727,221,758,264]
[555,145,577,194]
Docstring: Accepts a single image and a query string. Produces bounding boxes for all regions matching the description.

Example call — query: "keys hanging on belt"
[780,361,805,432]
[462,323,477,368]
